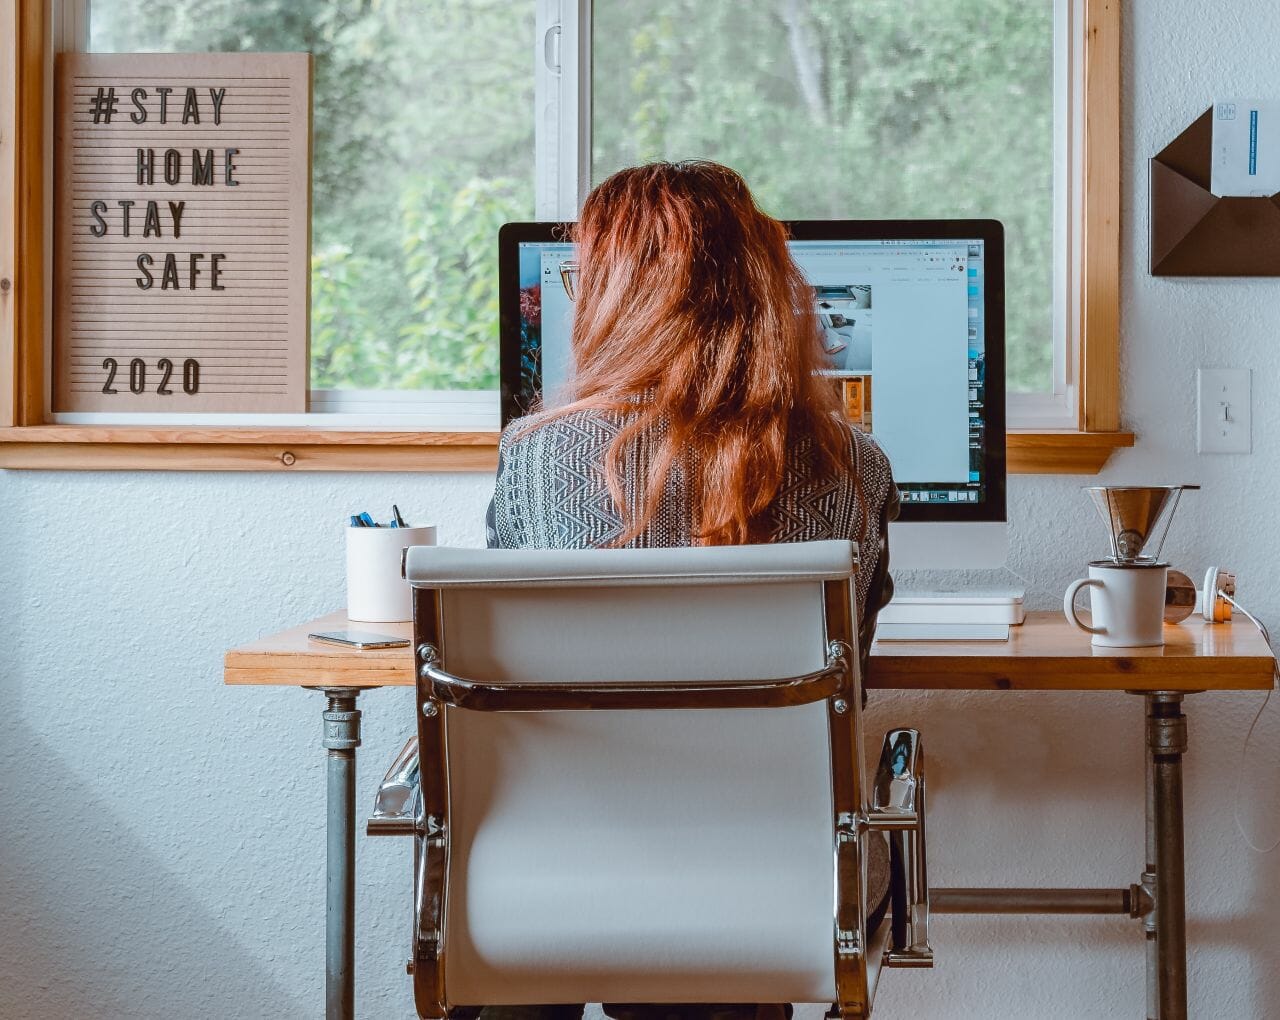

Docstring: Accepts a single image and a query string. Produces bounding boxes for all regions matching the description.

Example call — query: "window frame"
[0,0,1131,472]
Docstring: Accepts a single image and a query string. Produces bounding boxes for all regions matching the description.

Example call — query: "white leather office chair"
[369,541,932,1018]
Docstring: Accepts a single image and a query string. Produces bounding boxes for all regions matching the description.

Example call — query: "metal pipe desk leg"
[1143,743,1158,1020]
[1146,692,1189,1020]
[313,687,364,1020]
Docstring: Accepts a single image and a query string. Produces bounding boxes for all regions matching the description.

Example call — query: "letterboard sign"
[54,53,312,413]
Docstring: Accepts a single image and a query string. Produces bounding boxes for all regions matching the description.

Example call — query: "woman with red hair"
[490,161,897,668]
[485,161,898,1020]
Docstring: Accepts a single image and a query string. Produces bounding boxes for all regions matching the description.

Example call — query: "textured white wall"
[4,1,1280,1016]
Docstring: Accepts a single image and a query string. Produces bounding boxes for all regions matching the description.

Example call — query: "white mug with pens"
[344,505,436,624]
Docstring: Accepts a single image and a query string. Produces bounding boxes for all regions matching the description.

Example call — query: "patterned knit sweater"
[486,408,899,671]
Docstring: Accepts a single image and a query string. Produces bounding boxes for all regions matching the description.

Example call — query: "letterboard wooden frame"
[53,52,312,413]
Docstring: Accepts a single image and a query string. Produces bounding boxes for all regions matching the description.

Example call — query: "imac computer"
[497,220,1008,570]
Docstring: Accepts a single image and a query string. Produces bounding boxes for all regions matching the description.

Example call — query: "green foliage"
[309,244,388,390]
[394,175,527,390]
[93,0,1055,393]
[308,172,527,390]
[593,0,1056,392]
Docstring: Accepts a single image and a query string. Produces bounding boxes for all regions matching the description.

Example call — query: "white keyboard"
[880,589,1025,625]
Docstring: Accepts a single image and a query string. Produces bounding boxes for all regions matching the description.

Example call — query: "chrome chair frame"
[369,573,932,1019]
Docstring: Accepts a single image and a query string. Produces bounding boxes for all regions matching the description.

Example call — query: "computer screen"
[498,220,1006,524]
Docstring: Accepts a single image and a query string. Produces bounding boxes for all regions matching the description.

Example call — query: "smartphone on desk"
[308,630,410,650]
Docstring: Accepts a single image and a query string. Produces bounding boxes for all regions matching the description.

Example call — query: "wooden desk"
[225,611,1273,1020]
[227,610,1274,692]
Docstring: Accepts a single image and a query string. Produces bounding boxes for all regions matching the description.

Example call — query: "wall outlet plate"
[1197,368,1251,454]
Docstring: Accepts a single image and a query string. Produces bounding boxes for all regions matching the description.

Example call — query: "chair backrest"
[404,541,869,1009]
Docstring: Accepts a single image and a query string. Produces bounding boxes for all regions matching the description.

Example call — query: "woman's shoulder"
[844,424,899,521]
[846,422,891,471]
[498,406,625,455]
[811,413,891,475]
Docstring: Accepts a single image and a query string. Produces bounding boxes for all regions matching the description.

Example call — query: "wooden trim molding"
[1007,428,1133,474]
[0,425,1132,473]
[1,0,1128,474]
[0,426,501,470]
[2,0,46,428]
[0,442,499,471]
[1079,0,1121,432]
[0,0,14,427]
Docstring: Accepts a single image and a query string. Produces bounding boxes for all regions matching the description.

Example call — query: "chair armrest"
[870,728,933,967]
[416,640,850,712]
[367,735,420,837]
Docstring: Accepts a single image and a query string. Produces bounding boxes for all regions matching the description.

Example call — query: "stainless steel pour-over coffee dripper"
[1066,485,1201,644]
[1084,485,1199,564]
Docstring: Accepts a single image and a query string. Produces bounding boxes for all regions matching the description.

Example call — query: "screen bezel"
[497,218,1006,525]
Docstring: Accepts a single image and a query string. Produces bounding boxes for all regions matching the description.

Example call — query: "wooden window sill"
[0,426,499,470]
[0,425,1133,474]
[1006,429,1134,474]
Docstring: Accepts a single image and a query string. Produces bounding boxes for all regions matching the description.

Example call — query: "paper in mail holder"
[1211,99,1280,197]
[1151,108,1280,276]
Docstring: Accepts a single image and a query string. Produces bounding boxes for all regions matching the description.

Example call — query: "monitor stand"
[888,521,1009,570]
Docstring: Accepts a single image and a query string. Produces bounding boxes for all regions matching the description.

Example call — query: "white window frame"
[541,0,1083,432]
[535,0,591,220]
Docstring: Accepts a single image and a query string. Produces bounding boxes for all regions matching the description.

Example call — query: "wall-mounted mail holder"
[1151,108,1280,276]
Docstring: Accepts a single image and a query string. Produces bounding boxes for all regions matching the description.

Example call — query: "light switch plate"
[1197,367,1251,454]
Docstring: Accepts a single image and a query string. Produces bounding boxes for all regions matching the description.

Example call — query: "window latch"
[543,24,562,74]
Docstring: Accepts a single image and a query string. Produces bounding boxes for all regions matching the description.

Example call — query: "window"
[535,1,1131,448]
[593,1,1055,398]
[80,0,533,420]
[0,0,1128,470]
[549,0,1087,431]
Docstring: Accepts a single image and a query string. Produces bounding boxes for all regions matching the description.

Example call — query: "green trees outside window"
[595,0,1055,393]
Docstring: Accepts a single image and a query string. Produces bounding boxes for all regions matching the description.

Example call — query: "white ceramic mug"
[346,523,437,623]
[1063,560,1169,648]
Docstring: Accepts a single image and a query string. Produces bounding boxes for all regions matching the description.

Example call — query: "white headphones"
[1200,566,1237,623]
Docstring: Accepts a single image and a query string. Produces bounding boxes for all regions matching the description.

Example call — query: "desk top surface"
[224,611,1274,692]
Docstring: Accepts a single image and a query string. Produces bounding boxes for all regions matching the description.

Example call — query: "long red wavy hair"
[547,161,854,546]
